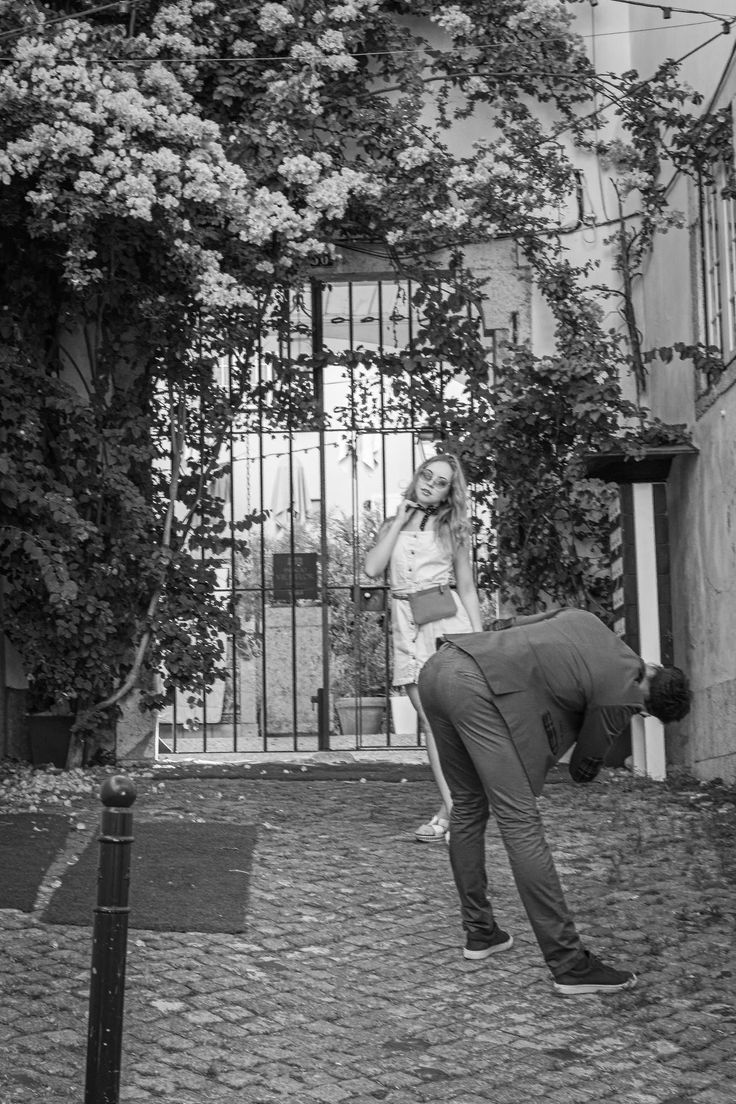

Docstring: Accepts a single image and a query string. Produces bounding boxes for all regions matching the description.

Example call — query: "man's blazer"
[444,609,646,795]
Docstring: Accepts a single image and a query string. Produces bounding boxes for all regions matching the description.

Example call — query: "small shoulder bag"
[407,585,456,626]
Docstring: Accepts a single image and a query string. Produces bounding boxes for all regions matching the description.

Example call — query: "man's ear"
[639,662,662,703]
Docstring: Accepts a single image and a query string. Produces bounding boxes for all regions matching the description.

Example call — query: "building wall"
[667,402,736,780]
[519,7,736,781]
[629,19,736,781]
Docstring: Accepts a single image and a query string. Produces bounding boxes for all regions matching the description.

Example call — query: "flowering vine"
[0,0,721,761]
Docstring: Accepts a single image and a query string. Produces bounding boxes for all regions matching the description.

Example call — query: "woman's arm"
[453,546,483,632]
[363,499,416,578]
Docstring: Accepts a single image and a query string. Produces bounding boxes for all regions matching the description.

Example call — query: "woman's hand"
[395,497,419,528]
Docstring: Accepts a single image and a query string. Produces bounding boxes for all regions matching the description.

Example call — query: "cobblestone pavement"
[1,759,735,1104]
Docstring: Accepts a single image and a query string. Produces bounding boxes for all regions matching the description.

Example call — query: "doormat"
[43,820,257,933]
[0,813,72,912]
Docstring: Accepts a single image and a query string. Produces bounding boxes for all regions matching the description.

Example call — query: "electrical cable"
[589,0,612,222]
[0,1,131,42]
[543,25,732,148]
[0,3,729,249]
[607,0,734,22]
[0,2,732,54]
[657,33,736,199]
[593,19,721,36]
[349,10,733,109]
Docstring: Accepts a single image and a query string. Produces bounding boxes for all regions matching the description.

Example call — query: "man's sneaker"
[463,926,514,961]
[553,952,637,995]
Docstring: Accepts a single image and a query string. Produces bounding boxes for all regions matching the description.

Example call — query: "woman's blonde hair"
[405,452,472,550]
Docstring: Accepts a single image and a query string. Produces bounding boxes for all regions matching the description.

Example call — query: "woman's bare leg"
[406,682,452,825]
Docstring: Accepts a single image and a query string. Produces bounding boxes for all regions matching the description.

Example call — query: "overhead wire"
[0,0,733,55]
[0,5,727,160]
[0,1,130,42]
[607,0,734,22]
[588,0,611,221]
[0,25,724,61]
[0,1,730,245]
[338,18,735,249]
[658,31,736,198]
[0,8,728,227]
[543,25,732,147]
[594,18,724,35]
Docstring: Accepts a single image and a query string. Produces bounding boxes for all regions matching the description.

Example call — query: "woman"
[364,453,483,841]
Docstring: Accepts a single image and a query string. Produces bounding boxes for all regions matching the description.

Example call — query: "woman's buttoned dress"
[389,530,473,686]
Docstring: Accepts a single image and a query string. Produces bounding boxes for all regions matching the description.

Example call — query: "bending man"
[417,607,691,996]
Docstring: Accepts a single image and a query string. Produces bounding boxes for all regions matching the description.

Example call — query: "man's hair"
[646,666,691,723]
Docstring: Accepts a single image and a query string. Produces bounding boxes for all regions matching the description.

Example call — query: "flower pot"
[27,714,74,769]
[334,696,385,737]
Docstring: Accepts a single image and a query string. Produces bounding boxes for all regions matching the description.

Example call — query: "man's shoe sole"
[463,935,514,960]
[553,974,637,995]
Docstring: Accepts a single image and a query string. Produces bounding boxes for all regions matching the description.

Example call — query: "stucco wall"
[633,63,736,781]
[633,185,736,782]
[666,386,736,782]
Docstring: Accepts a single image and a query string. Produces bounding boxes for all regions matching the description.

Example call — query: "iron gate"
[157,275,481,755]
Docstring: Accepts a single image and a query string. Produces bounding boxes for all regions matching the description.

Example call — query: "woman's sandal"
[414,814,450,842]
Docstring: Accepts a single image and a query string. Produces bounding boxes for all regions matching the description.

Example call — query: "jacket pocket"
[542,712,561,757]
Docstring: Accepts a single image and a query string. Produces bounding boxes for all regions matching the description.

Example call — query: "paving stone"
[1,766,735,1103]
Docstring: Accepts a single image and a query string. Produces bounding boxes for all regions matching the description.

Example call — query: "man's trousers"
[418,643,586,976]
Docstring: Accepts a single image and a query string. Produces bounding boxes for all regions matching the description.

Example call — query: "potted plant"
[327,509,389,739]
[329,596,388,738]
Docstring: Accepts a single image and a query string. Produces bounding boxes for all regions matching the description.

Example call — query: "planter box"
[27,714,74,769]
[334,696,385,737]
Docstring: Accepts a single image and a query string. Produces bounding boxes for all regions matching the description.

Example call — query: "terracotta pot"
[334,696,385,737]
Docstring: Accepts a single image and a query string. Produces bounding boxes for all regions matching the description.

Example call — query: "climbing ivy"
[0,1,725,760]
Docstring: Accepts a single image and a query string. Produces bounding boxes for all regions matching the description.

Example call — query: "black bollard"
[84,774,137,1104]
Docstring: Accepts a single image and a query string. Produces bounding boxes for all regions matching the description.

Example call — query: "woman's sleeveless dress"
[389,530,473,686]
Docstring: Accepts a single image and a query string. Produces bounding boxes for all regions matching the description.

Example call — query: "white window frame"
[702,163,736,370]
